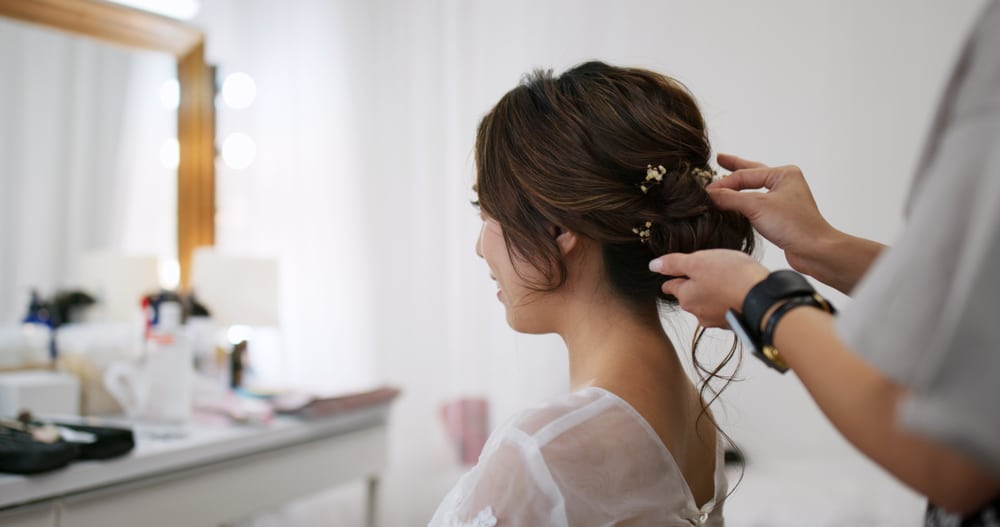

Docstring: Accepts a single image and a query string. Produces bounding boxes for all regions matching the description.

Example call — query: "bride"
[429,61,754,526]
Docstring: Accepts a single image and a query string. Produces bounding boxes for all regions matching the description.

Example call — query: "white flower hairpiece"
[640,164,666,194]
[632,221,653,243]
[632,164,717,244]
[691,167,717,186]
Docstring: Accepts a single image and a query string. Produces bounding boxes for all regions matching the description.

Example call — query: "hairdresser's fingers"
[716,153,767,172]
[706,187,766,216]
[648,252,690,277]
[659,277,686,299]
[707,167,775,192]
[653,250,769,327]
[663,278,728,328]
[660,278,712,324]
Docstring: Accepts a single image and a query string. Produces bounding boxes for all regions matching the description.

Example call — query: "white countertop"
[0,404,390,511]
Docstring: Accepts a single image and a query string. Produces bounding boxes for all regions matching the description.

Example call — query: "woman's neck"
[552,239,686,392]
[557,293,682,392]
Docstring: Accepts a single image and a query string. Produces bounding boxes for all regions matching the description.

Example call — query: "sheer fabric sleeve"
[428,428,566,527]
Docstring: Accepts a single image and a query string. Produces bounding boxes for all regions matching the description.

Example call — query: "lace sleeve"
[428,428,565,527]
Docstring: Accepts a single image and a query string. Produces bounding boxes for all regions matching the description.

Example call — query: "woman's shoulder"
[494,386,651,448]
[454,387,721,526]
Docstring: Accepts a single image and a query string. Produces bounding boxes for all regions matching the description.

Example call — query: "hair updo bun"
[475,61,755,311]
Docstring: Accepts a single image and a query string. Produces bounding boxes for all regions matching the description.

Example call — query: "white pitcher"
[104,302,193,438]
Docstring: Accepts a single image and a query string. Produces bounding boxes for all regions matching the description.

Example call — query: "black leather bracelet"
[730,270,836,373]
[742,270,817,341]
[762,296,822,348]
[758,296,825,372]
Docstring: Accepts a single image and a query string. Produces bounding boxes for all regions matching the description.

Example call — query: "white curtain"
[0,17,175,323]
[196,1,984,524]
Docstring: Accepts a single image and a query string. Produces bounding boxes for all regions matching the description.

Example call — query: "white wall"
[196,1,987,525]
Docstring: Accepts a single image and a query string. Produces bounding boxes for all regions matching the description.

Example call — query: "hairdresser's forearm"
[774,308,1000,514]
[789,230,886,295]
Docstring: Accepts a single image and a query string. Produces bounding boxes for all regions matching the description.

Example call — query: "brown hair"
[475,61,754,310]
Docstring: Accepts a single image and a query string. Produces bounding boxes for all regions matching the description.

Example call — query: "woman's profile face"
[476,214,553,333]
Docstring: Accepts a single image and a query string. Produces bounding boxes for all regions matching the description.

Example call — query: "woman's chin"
[505,311,550,335]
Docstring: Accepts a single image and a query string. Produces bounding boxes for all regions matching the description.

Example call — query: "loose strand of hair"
[690,327,747,500]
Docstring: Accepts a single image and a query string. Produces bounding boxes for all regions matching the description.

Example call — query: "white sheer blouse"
[428,387,728,527]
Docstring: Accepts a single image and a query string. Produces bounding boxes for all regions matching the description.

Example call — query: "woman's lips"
[489,273,501,300]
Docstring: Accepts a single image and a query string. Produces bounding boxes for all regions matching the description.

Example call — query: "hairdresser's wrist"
[733,270,836,373]
[782,225,842,277]
[785,228,884,296]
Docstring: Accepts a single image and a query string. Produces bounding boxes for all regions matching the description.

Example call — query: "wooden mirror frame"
[0,0,214,291]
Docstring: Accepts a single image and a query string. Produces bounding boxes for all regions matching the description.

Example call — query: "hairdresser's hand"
[711,154,886,295]
[650,249,768,328]
[711,154,837,274]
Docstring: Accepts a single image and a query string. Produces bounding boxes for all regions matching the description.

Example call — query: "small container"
[104,300,194,438]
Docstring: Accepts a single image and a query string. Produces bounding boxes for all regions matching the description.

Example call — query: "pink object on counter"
[440,397,489,466]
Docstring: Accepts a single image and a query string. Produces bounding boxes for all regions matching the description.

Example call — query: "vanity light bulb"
[104,0,200,20]
[227,325,253,346]
[222,133,256,170]
[160,138,180,170]
[159,259,181,291]
[160,78,180,110]
[222,72,256,109]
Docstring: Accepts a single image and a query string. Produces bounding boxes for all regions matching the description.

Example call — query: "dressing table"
[0,403,391,527]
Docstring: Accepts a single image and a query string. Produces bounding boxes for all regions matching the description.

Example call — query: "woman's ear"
[555,228,579,255]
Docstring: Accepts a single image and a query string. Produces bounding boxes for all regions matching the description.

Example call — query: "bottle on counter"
[22,289,54,365]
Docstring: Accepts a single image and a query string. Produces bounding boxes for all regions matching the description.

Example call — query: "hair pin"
[632,221,653,243]
[691,167,717,186]
[640,165,666,194]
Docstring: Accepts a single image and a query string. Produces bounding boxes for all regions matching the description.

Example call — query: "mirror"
[0,0,214,315]
[0,16,178,321]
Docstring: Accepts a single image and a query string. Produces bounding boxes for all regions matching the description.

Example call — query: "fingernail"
[648,258,663,272]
